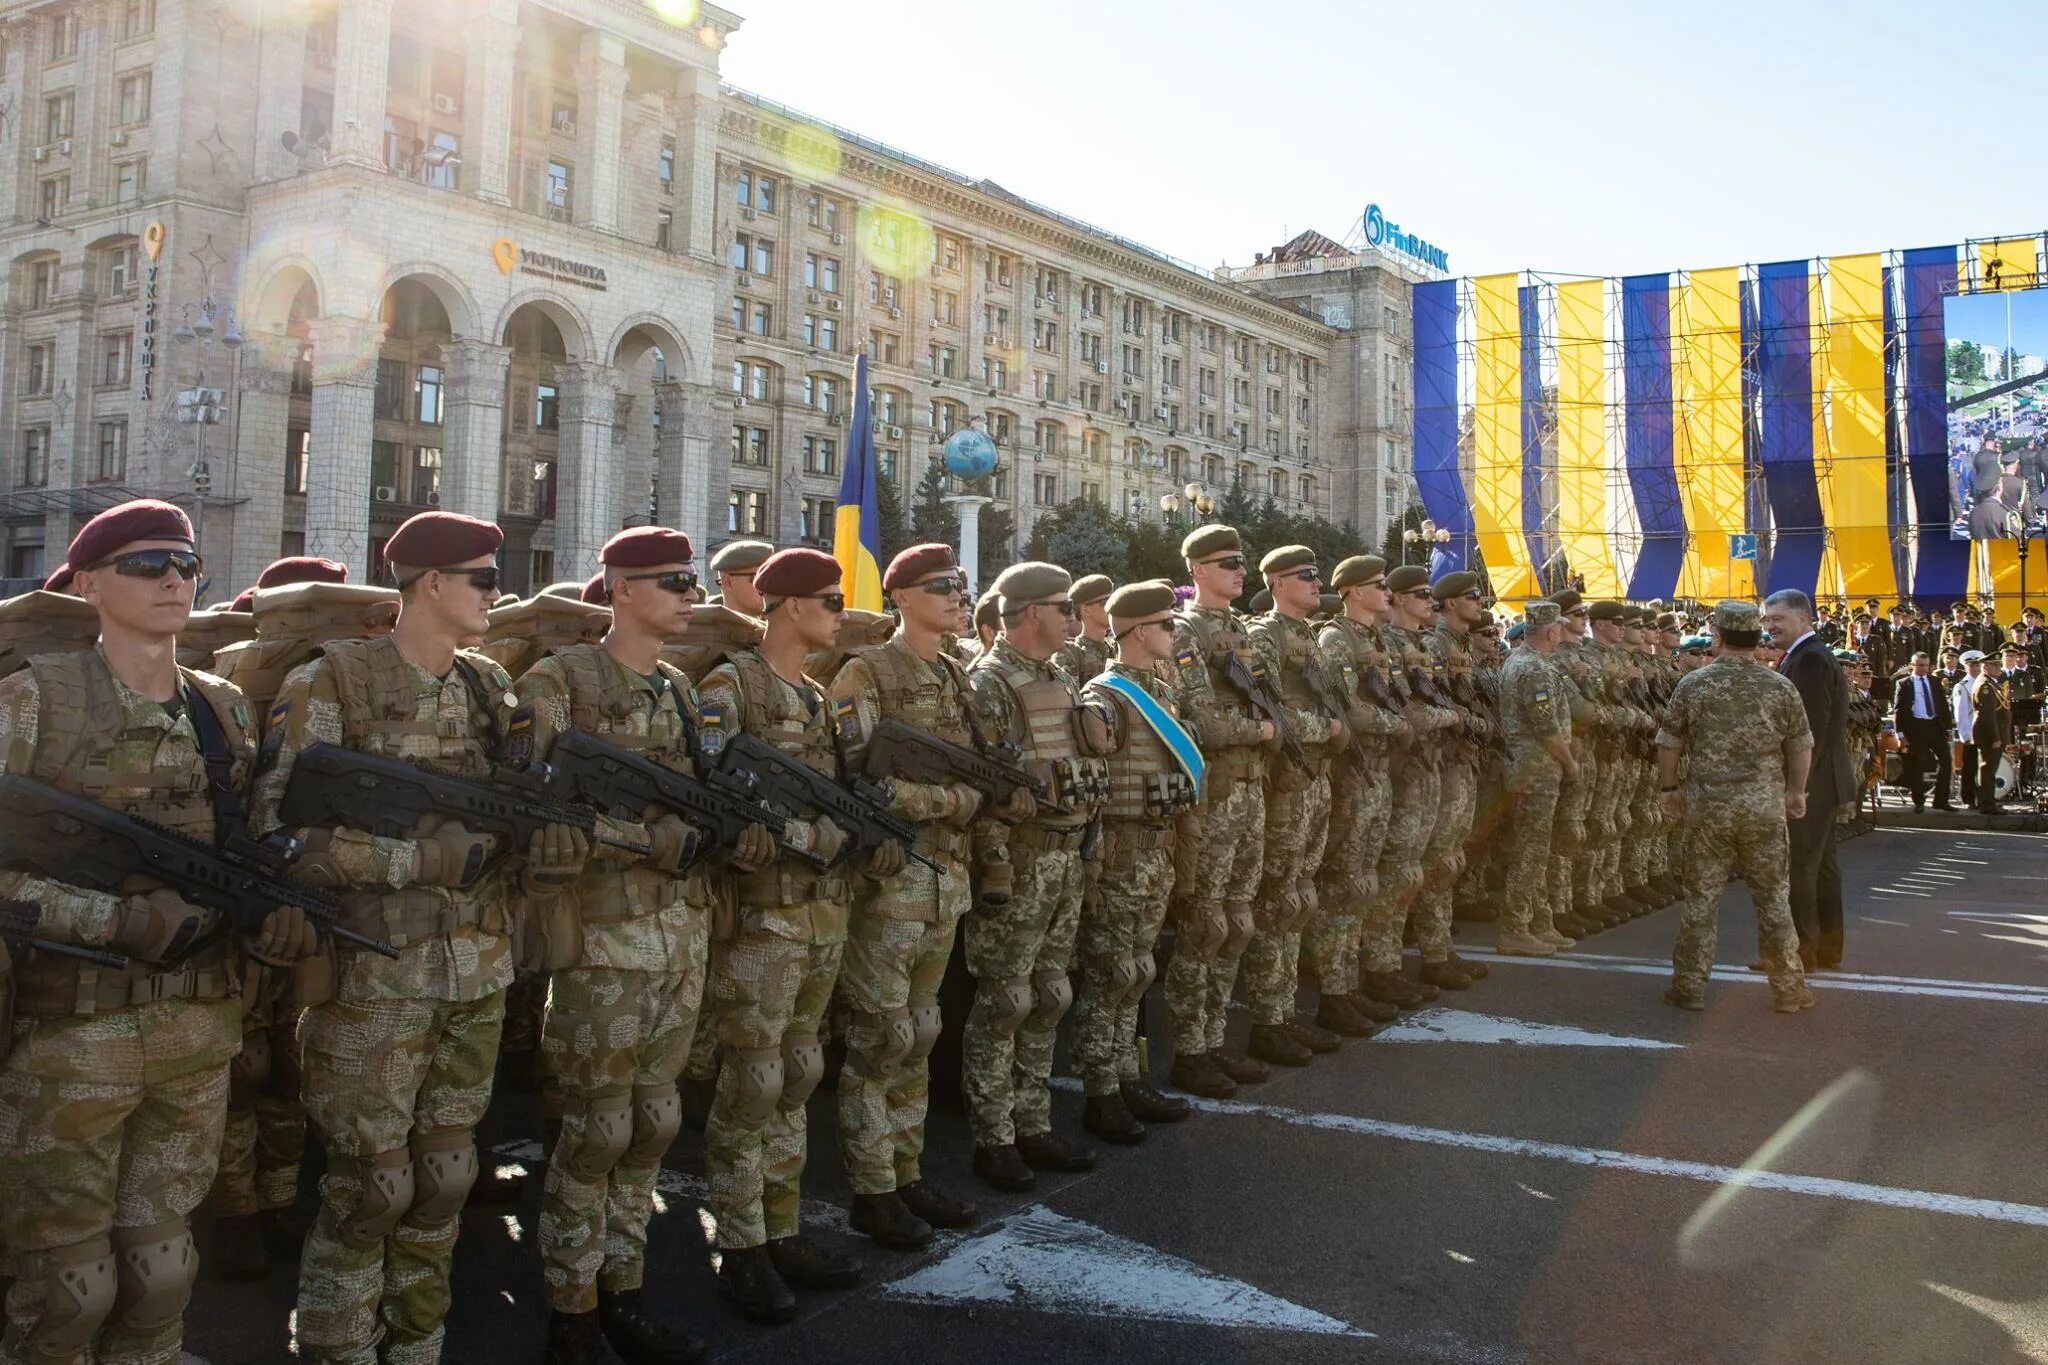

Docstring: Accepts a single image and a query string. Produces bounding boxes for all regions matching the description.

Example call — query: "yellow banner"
[1554,280,1621,597]
[1472,275,1535,598]
[1822,253,1895,603]
[1674,267,1748,600]
[1978,236,2042,292]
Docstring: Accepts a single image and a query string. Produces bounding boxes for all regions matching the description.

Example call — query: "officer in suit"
[1762,589,1854,970]
[1890,652,1954,811]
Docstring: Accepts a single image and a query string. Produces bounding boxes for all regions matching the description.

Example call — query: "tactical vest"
[1055,633,1111,685]
[852,637,981,868]
[479,593,610,681]
[175,606,256,671]
[1090,675,1198,824]
[722,649,848,909]
[661,605,766,684]
[1319,617,1400,745]
[0,589,101,679]
[1262,614,1338,742]
[974,651,1105,825]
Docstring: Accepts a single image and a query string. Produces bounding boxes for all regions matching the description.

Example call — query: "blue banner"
[1518,284,1551,590]
[1903,245,1967,607]
[1411,278,1469,572]
[1622,275,1684,598]
[1756,260,1825,597]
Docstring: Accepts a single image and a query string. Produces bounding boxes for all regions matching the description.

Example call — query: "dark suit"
[1973,676,2014,812]
[1782,634,1853,967]
[1891,672,1953,808]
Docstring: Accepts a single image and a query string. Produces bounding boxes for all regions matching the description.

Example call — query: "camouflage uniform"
[1308,618,1407,992]
[514,643,711,1313]
[697,650,850,1249]
[1071,663,1198,1095]
[1657,654,1812,1000]
[828,638,978,1195]
[1373,629,1459,969]
[1052,632,1112,687]
[254,636,522,1365]
[1162,605,1269,1057]
[1415,623,1493,961]
[1498,647,1572,936]
[0,650,252,1365]
[1584,639,1640,907]
[964,639,1105,1145]
[1549,637,1603,919]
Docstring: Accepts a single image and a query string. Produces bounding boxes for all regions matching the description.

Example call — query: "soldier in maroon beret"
[260,556,349,590]
[40,561,75,595]
[579,572,608,606]
[880,542,956,592]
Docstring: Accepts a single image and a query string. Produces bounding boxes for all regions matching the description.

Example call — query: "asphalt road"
[180,824,2048,1365]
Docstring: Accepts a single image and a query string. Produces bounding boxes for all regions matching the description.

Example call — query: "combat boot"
[1168,1052,1237,1099]
[1553,911,1591,939]
[1495,930,1555,958]
[210,1212,270,1283]
[1314,994,1379,1037]
[1247,1023,1312,1066]
[1601,894,1639,924]
[1282,1018,1341,1053]
[1214,1050,1272,1084]
[598,1287,706,1365]
[1418,960,1473,991]
[1772,982,1817,1013]
[898,1181,977,1229]
[1120,1078,1192,1123]
[1360,971,1428,1009]
[1347,993,1401,1024]
[1626,884,1661,908]
[1574,901,1612,930]
[767,1235,863,1289]
[1536,924,1576,949]
[1445,952,1489,980]
[1662,985,1706,1011]
[971,1143,1036,1192]
[1017,1130,1097,1172]
[849,1191,933,1250]
[1082,1093,1147,1145]
[546,1308,627,1365]
[715,1245,797,1324]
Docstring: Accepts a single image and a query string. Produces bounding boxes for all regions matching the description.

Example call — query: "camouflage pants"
[1501,760,1561,936]
[1072,825,1173,1097]
[0,998,238,1365]
[837,858,968,1195]
[705,924,843,1249]
[213,969,306,1218]
[500,970,550,1063]
[1627,756,1663,886]
[1244,769,1332,1025]
[1307,756,1389,994]
[963,841,1083,1145]
[1584,750,1628,904]
[297,991,505,1365]
[1673,797,1804,996]
[538,962,703,1312]
[1416,758,1477,961]
[1165,776,1265,1054]
[1368,756,1440,974]
[1566,750,1605,910]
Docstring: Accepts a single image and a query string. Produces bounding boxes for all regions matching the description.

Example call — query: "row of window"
[15,420,127,487]
[16,333,135,394]
[37,72,151,144]
[31,3,155,65]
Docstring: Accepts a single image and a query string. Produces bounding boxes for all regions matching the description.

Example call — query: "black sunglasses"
[1275,568,1322,585]
[915,575,969,597]
[1033,599,1080,618]
[1202,555,1247,572]
[621,569,699,596]
[1401,587,1432,599]
[91,548,203,581]
[812,593,847,612]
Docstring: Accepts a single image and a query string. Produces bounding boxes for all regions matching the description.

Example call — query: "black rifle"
[277,742,651,878]
[544,729,823,869]
[1222,651,1310,769]
[0,897,131,970]
[711,732,941,876]
[861,718,1045,811]
[0,773,397,960]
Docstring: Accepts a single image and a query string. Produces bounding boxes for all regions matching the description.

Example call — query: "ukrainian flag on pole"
[834,350,885,610]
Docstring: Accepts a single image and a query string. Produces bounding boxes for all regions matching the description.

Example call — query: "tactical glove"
[976,859,1014,910]
[729,821,776,873]
[807,816,850,866]
[411,820,499,888]
[943,785,986,828]
[644,814,700,875]
[111,890,216,963]
[247,905,318,967]
[519,824,592,896]
[864,839,908,879]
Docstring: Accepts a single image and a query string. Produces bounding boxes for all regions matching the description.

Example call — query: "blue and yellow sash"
[1094,672,1205,792]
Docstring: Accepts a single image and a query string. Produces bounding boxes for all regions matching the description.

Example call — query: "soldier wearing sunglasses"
[0,499,318,1364]
[1053,574,1115,685]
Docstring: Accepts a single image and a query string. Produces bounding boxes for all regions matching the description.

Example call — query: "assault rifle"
[1222,651,1310,770]
[861,718,1045,812]
[544,729,823,870]
[0,897,131,969]
[277,742,651,880]
[710,732,941,876]
[0,773,397,960]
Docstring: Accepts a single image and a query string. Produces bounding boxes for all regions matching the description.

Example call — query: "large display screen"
[1945,286,2048,539]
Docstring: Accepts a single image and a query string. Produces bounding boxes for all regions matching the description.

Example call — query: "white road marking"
[1936,857,1991,865]
[887,1204,1369,1337]
[1923,1283,2048,1362]
[1872,888,1932,898]
[1463,950,2048,1004]
[1373,1008,1681,1050]
[1858,916,1910,925]
[1163,1094,2048,1229]
[488,1140,853,1237]
[2004,875,2048,881]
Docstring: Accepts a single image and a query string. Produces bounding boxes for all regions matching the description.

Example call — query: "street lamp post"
[172,297,243,590]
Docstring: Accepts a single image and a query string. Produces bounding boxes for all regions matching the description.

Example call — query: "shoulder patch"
[268,699,290,723]
[1174,644,1199,670]
[833,693,860,744]
[505,708,534,767]
[700,701,729,757]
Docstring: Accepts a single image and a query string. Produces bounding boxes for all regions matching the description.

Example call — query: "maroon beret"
[383,511,503,573]
[580,572,608,605]
[883,542,958,591]
[230,589,256,612]
[600,526,694,568]
[257,555,348,589]
[755,547,843,599]
[67,498,193,570]
[41,562,75,595]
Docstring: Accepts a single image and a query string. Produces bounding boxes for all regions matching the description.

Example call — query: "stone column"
[304,316,385,577]
[439,339,511,521]
[610,391,654,530]
[573,31,627,235]
[672,65,721,259]
[253,0,310,180]
[651,379,688,534]
[461,0,520,204]
[553,361,620,578]
[329,0,394,168]
[225,331,298,591]
[677,380,722,550]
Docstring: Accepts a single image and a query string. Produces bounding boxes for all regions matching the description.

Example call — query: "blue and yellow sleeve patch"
[1174,644,1199,670]
[700,702,729,757]
[505,709,534,767]
[833,694,860,744]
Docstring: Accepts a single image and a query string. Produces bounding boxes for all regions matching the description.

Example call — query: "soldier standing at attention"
[1495,602,1580,956]
[1417,571,1493,987]
[698,548,884,1321]
[964,563,1106,1189]
[515,527,775,1364]
[706,540,774,614]
[1657,601,1816,1014]
[1070,580,1201,1144]
[1053,575,1115,682]
[1241,547,1352,1065]
[0,500,314,1364]
[828,545,996,1249]
[1163,527,1278,1098]
[255,511,593,1365]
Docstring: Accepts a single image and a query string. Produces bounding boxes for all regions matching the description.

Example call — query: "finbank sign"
[1363,204,1449,273]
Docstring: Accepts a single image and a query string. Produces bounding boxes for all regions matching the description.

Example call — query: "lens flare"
[647,0,698,26]
[862,199,936,284]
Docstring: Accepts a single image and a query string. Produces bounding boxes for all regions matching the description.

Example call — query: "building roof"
[1265,230,1349,264]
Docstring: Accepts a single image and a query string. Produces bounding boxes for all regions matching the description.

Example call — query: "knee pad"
[781,1034,825,1108]
[111,1219,197,1334]
[1028,969,1074,1028]
[624,1084,682,1167]
[229,1026,272,1105]
[1125,951,1158,1007]
[906,1001,943,1063]
[727,1046,785,1127]
[1222,902,1257,958]
[983,975,1034,1037]
[1106,954,1144,1003]
[21,1236,115,1360]
[561,1090,634,1182]
[853,1006,916,1074]
[409,1127,479,1226]
[337,1147,415,1247]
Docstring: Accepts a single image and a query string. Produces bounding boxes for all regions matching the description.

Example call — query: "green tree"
[1380,504,1425,570]
[874,463,913,565]
[909,458,955,544]
[1025,498,1129,578]
[1948,339,1985,385]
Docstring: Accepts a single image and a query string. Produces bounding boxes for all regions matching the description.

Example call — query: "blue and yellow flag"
[834,350,884,611]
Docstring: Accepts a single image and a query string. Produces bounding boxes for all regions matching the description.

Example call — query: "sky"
[716,0,2042,280]
[1945,291,2048,360]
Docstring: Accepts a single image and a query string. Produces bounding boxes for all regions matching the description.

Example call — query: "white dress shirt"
[1954,675,1979,739]
[1909,674,1937,720]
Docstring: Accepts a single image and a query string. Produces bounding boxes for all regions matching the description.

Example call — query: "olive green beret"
[991,561,1072,612]
[1712,599,1761,632]
[1524,600,1560,627]
[1259,544,1315,576]
[1432,570,1480,600]
[710,539,775,574]
[1553,589,1584,612]
[1388,566,1431,594]
[1588,600,1626,622]
[1476,609,1496,629]
[1330,555,1388,590]
[973,589,1001,632]
[1319,593,1343,617]
[1181,525,1242,560]
[1106,579,1176,620]
[1656,612,1683,631]
[1069,574,1114,606]
[1247,588,1273,614]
